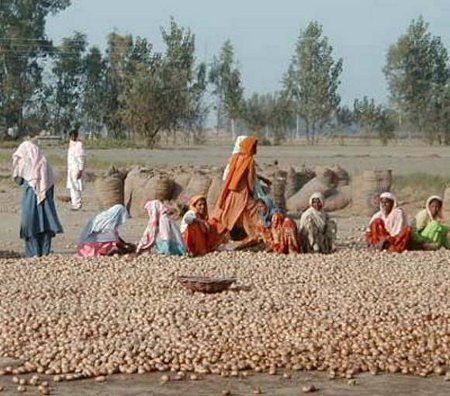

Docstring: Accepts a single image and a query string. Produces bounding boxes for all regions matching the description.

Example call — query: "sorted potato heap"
[0,250,449,382]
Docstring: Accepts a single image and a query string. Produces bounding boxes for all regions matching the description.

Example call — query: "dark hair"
[69,129,79,140]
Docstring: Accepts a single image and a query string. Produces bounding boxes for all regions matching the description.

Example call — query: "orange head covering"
[216,136,258,209]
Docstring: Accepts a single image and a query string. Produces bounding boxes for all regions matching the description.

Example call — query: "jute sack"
[324,185,352,212]
[352,169,392,216]
[272,176,286,209]
[314,166,338,187]
[172,173,193,199]
[285,167,300,199]
[443,187,450,220]
[124,169,175,217]
[95,167,126,209]
[180,173,212,205]
[329,164,350,187]
[207,176,223,209]
[286,177,332,213]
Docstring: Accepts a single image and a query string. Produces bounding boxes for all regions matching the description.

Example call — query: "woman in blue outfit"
[12,139,63,257]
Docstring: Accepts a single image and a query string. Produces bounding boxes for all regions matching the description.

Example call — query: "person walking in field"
[12,139,63,257]
[66,129,85,210]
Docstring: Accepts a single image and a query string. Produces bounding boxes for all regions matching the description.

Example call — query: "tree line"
[1,1,449,146]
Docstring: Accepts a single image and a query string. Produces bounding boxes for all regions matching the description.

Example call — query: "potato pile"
[0,249,449,383]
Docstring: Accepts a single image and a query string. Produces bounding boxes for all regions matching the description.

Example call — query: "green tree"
[283,21,343,144]
[51,32,87,134]
[82,46,108,135]
[353,96,395,145]
[384,17,449,144]
[0,0,71,130]
[209,40,244,138]
[119,19,207,147]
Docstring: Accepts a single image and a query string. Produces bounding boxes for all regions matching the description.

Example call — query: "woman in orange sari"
[180,195,224,256]
[366,192,412,252]
[254,198,301,254]
[214,136,260,241]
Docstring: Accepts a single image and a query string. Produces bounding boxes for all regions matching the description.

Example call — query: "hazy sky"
[46,0,450,106]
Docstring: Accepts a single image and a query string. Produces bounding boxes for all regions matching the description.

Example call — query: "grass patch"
[392,173,450,204]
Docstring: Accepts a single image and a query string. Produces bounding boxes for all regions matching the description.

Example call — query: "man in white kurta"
[66,130,85,210]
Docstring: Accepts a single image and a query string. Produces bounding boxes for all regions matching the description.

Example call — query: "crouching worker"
[366,192,412,253]
[78,204,135,256]
[136,200,186,255]
[238,197,301,254]
[412,195,450,250]
[180,195,225,256]
[299,192,336,253]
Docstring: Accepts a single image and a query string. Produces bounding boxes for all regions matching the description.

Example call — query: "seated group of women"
[366,192,450,253]
[77,135,337,257]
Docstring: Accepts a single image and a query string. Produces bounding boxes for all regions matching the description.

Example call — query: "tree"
[353,96,395,145]
[0,0,71,131]
[283,21,343,144]
[209,40,244,137]
[119,19,207,147]
[51,32,87,134]
[384,17,449,144]
[82,46,108,134]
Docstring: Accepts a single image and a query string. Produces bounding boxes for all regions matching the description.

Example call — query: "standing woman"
[66,129,86,210]
[214,136,261,241]
[12,139,63,257]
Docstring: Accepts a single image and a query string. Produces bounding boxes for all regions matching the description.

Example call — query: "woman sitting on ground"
[180,195,224,256]
[136,200,186,256]
[251,197,301,254]
[412,195,449,250]
[299,192,336,253]
[78,204,135,257]
[366,192,412,253]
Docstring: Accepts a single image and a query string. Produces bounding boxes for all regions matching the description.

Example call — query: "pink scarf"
[12,141,54,204]
[137,200,171,252]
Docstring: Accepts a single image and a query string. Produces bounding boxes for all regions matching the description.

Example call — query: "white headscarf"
[299,192,327,231]
[90,204,129,234]
[369,192,407,236]
[425,195,443,220]
[222,135,248,181]
[12,140,54,204]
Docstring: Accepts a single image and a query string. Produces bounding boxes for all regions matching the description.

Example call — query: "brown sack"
[324,185,352,212]
[95,167,126,209]
[286,177,332,213]
[352,170,392,216]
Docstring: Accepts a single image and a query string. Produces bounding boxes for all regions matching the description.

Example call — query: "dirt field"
[0,143,449,395]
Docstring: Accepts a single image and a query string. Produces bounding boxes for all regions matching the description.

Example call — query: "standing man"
[66,129,86,210]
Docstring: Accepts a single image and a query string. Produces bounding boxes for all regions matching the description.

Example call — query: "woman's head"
[190,195,207,216]
[426,195,443,219]
[69,129,79,141]
[240,136,258,156]
[309,192,324,211]
[379,192,396,215]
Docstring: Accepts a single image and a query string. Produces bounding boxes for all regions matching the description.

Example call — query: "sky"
[46,0,450,107]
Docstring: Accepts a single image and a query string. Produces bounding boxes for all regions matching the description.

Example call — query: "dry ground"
[0,143,449,395]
